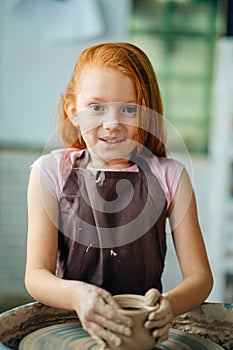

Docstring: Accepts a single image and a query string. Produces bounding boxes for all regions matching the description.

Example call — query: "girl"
[25,42,213,349]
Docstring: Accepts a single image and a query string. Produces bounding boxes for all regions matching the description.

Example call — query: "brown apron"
[57,150,167,295]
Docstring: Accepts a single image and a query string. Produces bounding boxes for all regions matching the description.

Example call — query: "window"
[129,0,225,153]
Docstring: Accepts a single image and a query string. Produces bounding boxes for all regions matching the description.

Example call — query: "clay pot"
[111,294,158,350]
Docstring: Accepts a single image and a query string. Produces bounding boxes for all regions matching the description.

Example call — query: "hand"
[144,288,173,344]
[73,283,133,349]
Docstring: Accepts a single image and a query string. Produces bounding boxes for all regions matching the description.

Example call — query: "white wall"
[0,0,132,147]
[0,0,133,312]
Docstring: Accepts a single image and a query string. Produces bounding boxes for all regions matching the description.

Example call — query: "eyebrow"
[85,97,137,104]
[85,97,107,103]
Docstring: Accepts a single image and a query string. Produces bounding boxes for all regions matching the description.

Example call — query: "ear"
[64,101,79,127]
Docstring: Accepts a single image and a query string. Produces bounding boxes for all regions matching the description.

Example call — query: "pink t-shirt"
[31,148,184,215]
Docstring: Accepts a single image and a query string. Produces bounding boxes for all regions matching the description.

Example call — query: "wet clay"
[18,323,224,350]
[110,294,158,350]
[171,303,233,350]
[0,302,232,350]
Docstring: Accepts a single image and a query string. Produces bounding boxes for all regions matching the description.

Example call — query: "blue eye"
[122,105,137,115]
[90,104,105,112]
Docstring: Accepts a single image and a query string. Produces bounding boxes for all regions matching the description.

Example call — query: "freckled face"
[76,67,138,169]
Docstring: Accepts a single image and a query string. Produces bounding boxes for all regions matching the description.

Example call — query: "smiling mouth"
[99,138,124,144]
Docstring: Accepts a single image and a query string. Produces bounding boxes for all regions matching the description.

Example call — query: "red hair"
[59,42,166,157]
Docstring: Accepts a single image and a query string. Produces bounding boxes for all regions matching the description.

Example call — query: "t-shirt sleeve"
[30,148,83,200]
[163,159,185,215]
[148,156,185,215]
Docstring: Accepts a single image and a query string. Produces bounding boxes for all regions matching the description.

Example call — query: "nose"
[103,120,119,130]
[102,105,120,130]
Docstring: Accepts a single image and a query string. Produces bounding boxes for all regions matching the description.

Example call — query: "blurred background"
[0,0,232,312]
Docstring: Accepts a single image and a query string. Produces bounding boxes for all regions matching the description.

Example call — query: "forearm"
[25,269,134,349]
[25,268,84,311]
[164,271,213,317]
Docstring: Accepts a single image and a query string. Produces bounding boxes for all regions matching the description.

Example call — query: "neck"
[88,158,133,170]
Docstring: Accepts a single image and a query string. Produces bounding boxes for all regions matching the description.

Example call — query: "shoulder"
[32,148,83,167]
[146,155,184,183]
[30,148,84,200]
[145,155,185,213]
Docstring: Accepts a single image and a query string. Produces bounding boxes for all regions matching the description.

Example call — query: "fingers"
[148,296,172,321]
[91,312,132,336]
[95,298,133,328]
[144,295,172,345]
[100,288,121,309]
[91,334,108,349]
[83,303,132,345]
[91,287,133,328]
[78,285,132,329]
[86,321,122,348]
[145,312,171,330]
[152,322,170,343]
[77,285,133,348]
[144,288,160,306]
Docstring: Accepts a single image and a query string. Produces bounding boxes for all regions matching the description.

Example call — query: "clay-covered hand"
[73,283,133,349]
[144,288,173,344]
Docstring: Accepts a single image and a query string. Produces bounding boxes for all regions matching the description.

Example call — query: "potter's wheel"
[19,322,223,350]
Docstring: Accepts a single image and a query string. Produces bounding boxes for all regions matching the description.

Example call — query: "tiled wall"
[0,149,213,312]
[0,149,41,312]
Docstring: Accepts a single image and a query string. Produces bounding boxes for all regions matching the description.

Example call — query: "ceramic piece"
[111,294,158,350]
